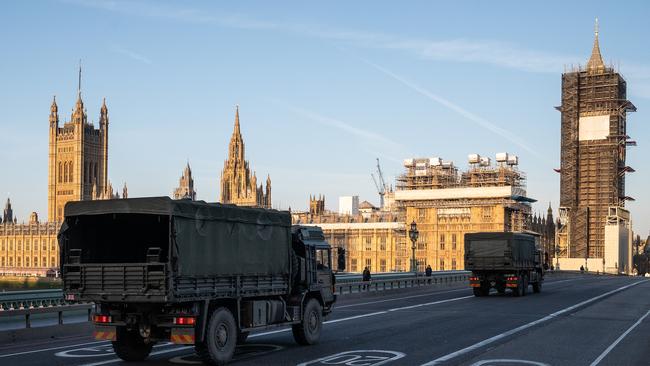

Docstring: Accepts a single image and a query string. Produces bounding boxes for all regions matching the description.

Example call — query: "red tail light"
[173,316,196,326]
[93,314,112,324]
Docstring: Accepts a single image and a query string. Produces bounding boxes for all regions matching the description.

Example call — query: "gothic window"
[26,240,30,250]
[64,162,68,183]
[9,257,13,266]
[25,257,29,267]
[68,161,73,182]
[452,234,457,250]
[58,162,63,183]
[1,240,4,251]
[365,258,372,269]
[1,257,4,266]
[380,259,387,272]
[51,257,56,266]
[17,257,21,267]
[34,257,38,267]
[17,240,21,250]
[452,258,457,270]
[42,241,46,251]
[9,240,13,251]
[440,234,445,250]
[43,257,46,267]
[439,258,445,270]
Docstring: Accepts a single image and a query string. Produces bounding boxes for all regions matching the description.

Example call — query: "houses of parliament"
[1,71,271,276]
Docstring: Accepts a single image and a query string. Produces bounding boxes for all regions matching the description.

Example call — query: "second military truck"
[465,232,544,297]
[60,197,336,365]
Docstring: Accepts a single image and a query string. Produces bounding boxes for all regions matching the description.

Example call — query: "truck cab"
[291,226,336,311]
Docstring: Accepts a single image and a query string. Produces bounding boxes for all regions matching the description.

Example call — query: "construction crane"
[371,158,387,209]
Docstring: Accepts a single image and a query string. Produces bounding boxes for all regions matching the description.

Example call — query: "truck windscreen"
[62,214,170,264]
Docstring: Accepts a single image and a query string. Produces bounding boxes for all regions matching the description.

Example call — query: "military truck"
[59,197,336,365]
[465,232,544,297]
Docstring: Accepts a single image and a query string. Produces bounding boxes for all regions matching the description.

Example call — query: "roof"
[359,200,376,209]
[63,196,290,226]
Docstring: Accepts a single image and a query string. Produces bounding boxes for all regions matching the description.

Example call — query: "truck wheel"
[196,307,237,366]
[292,298,322,345]
[532,281,542,293]
[496,284,506,295]
[472,287,484,297]
[237,331,249,344]
[112,327,153,361]
[513,277,523,297]
[522,275,528,296]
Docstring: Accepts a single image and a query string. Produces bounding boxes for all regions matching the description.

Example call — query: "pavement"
[0,273,649,366]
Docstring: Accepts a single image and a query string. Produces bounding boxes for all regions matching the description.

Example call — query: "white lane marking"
[388,296,474,311]
[337,288,469,308]
[297,350,406,366]
[420,280,648,366]
[79,346,193,366]
[0,340,109,358]
[471,359,550,366]
[251,296,473,338]
[589,309,650,366]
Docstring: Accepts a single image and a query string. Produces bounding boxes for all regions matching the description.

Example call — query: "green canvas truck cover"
[61,197,292,277]
[464,232,537,268]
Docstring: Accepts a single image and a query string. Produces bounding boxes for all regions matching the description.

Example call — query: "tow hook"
[139,323,152,339]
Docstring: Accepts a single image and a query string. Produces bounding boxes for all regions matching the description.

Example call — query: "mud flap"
[171,327,195,344]
[93,325,117,341]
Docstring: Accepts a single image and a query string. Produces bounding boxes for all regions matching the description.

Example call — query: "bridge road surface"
[1,274,650,366]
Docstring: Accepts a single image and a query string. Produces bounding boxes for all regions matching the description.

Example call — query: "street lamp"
[408,220,419,273]
[555,245,560,270]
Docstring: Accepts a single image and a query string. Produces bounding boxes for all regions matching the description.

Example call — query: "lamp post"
[408,220,419,273]
[555,244,560,270]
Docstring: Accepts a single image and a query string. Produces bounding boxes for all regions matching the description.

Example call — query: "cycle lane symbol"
[297,350,406,366]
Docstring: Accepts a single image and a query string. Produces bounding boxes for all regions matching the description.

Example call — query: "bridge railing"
[334,271,470,295]
[0,271,470,329]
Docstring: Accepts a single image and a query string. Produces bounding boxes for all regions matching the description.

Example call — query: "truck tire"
[112,327,153,362]
[196,307,237,366]
[522,274,528,296]
[532,280,542,293]
[496,284,506,295]
[292,298,322,345]
[513,277,524,297]
[472,287,484,297]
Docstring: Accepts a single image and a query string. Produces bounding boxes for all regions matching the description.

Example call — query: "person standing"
[425,265,432,284]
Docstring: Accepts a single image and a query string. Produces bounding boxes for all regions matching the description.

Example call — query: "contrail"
[361,59,542,159]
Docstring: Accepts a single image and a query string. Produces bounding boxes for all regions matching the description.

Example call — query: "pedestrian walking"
[362,266,371,290]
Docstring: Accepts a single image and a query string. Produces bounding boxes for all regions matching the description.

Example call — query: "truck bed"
[65,262,290,303]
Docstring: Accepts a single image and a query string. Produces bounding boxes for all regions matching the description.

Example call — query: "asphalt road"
[1,273,649,366]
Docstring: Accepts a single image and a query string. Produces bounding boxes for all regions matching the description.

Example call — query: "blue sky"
[1,0,649,235]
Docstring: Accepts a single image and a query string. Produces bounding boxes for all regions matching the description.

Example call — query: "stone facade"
[220,106,271,208]
[0,73,123,277]
[173,163,197,200]
[48,86,114,222]
[291,154,556,274]
[0,199,60,276]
